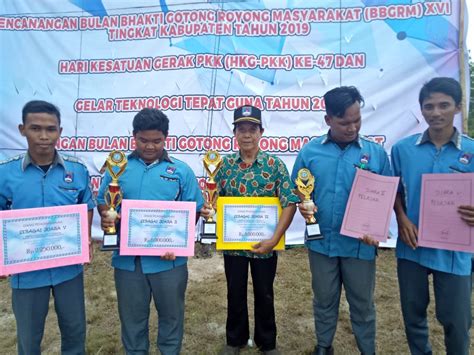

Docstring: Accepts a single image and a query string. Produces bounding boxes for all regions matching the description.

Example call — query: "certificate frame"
[0,204,89,276]
[120,199,196,256]
[216,196,283,250]
[340,169,399,242]
[418,173,474,252]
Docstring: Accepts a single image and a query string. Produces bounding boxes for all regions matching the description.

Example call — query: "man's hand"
[397,214,418,250]
[359,234,379,247]
[298,202,317,221]
[200,201,215,220]
[100,209,118,232]
[251,239,277,254]
[458,205,474,226]
[161,252,176,261]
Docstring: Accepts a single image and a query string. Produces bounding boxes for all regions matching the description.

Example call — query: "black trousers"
[224,253,278,351]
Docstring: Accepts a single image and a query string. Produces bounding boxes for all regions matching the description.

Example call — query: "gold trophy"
[295,168,322,240]
[101,150,127,251]
[201,150,223,241]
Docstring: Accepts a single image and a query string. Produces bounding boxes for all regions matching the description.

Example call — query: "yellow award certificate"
[216,197,284,250]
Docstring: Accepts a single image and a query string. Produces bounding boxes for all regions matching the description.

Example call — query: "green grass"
[0,245,472,354]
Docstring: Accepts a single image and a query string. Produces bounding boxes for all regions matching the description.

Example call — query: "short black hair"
[324,86,364,118]
[419,77,462,107]
[132,108,169,136]
[22,100,61,125]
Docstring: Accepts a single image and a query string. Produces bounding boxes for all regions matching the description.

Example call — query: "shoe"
[219,344,241,355]
[312,345,334,355]
[263,349,281,355]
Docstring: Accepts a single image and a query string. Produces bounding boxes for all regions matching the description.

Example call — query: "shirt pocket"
[449,163,470,174]
[157,175,181,200]
[58,186,80,204]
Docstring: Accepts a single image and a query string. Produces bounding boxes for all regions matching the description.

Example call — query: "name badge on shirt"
[166,166,176,174]
[64,172,74,183]
[459,152,472,165]
[360,153,370,165]
[160,175,178,182]
[354,153,372,171]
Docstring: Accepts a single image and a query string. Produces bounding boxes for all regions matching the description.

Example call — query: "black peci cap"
[233,105,262,126]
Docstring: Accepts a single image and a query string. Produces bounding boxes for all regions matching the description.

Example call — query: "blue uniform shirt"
[291,134,392,260]
[97,150,204,274]
[0,152,96,289]
[392,129,473,276]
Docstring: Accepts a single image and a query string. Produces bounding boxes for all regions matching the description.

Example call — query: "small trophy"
[295,168,322,241]
[101,150,127,251]
[201,150,223,241]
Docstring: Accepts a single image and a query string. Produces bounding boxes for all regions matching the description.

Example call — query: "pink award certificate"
[119,199,196,256]
[341,169,399,242]
[0,204,90,276]
[418,173,474,252]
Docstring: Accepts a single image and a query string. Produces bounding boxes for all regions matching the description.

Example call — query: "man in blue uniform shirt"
[392,77,473,355]
[0,100,95,355]
[98,108,204,355]
[292,86,392,355]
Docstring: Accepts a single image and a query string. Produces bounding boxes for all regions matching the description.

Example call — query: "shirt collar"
[22,151,64,171]
[236,150,265,166]
[322,131,363,148]
[416,128,461,150]
[129,149,172,164]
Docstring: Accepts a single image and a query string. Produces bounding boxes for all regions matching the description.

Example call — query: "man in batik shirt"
[203,105,298,355]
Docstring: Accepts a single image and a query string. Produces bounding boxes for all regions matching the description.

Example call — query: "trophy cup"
[101,150,127,251]
[295,168,322,241]
[201,150,223,241]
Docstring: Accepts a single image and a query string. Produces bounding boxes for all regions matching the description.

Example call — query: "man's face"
[325,101,361,143]
[234,122,263,154]
[421,92,460,131]
[133,130,166,164]
[19,112,62,159]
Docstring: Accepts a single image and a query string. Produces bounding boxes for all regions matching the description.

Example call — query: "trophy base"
[201,221,217,243]
[101,234,120,251]
[305,223,323,241]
